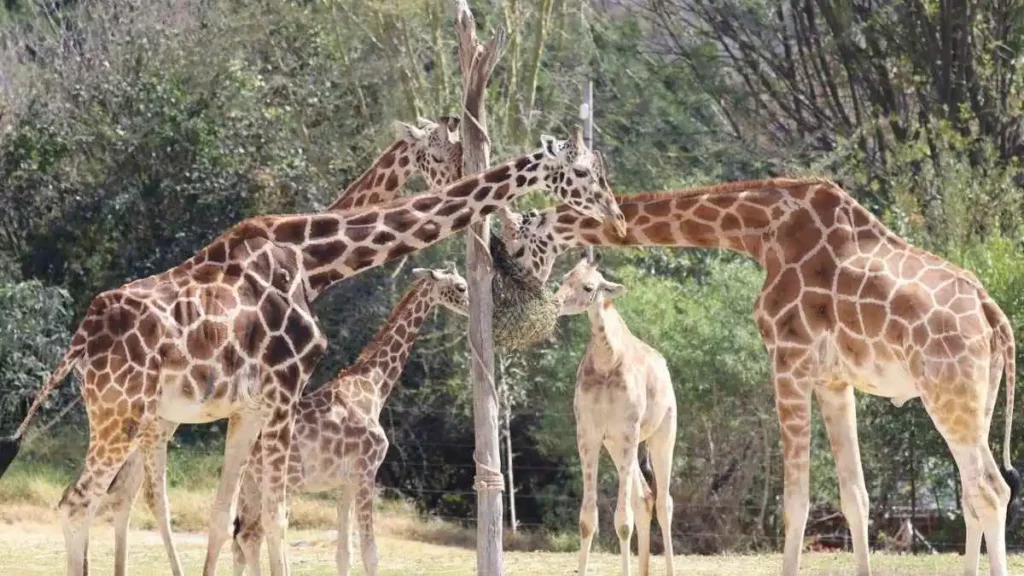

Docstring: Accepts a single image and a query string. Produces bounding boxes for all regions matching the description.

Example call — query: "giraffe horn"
[571,125,585,149]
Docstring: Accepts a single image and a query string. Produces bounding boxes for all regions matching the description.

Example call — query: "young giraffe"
[500,178,1019,576]
[99,114,467,576]
[554,251,677,576]
[230,264,468,576]
[0,129,626,576]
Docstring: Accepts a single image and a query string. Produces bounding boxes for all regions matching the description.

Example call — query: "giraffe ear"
[395,121,427,144]
[411,268,431,279]
[415,116,434,129]
[540,134,560,159]
[600,281,627,300]
[571,125,586,150]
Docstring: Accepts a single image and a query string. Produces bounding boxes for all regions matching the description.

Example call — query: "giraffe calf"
[555,251,677,576]
[231,265,469,576]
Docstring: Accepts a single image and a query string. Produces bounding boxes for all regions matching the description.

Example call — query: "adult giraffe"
[97,114,468,576]
[0,129,626,576]
[500,178,1019,576]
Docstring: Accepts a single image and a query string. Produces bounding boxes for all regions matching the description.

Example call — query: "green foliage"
[0,280,73,428]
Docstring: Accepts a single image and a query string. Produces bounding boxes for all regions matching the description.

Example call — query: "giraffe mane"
[615,177,838,204]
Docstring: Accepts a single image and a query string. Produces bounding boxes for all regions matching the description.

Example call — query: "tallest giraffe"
[0,129,627,576]
[502,178,1018,576]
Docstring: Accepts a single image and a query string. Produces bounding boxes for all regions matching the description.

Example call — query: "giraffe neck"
[327,141,416,212]
[528,178,890,282]
[346,279,436,404]
[586,302,629,370]
[232,149,550,298]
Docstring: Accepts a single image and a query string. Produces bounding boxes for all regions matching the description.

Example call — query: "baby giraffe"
[231,264,469,576]
[555,250,677,576]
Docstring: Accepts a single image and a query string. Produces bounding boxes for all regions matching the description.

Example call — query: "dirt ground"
[0,521,1021,575]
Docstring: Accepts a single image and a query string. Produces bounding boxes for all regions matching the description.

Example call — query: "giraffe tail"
[994,305,1021,527]
[0,345,82,479]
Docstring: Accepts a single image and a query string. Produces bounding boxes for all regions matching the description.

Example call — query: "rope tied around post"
[473,453,506,492]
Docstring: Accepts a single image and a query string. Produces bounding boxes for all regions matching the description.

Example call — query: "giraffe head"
[394,116,463,189]
[553,250,626,316]
[410,262,470,317]
[539,128,626,237]
[497,206,560,283]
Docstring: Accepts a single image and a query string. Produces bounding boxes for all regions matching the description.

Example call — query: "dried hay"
[490,234,558,350]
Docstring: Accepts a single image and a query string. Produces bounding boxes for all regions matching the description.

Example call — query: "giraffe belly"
[155,378,247,423]
[841,361,920,405]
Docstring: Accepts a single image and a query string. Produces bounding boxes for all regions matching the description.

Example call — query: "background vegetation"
[2,0,1024,556]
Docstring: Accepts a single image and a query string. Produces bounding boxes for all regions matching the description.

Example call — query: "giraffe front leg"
[203,412,263,576]
[335,483,357,576]
[815,383,871,576]
[576,428,601,576]
[141,420,183,576]
[607,433,640,576]
[258,406,297,576]
[774,375,813,576]
[355,474,380,576]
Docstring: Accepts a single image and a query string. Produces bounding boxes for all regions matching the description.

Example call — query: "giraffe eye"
[582,284,595,293]
[572,168,588,179]
[456,284,468,293]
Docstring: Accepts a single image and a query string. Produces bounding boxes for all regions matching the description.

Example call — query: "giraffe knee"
[579,502,598,541]
[615,520,633,543]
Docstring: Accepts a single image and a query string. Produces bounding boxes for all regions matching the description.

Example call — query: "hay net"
[489,233,558,350]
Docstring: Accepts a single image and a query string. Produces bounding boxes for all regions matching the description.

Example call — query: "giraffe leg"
[355,475,380,576]
[140,421,184,576]
[233,463,264,576]
[335,483,357,576]
[814,384,871,576]
[606,432,641,576]
[774,375,813,576]
[203,411,264,576]
[577,430,601,576]
[630,460,653,576]
[645,407,677,576]
[109,449,145,576]
[258,405,298,576]
[60,408,148,576]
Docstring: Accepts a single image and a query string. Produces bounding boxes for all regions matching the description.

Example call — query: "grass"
[2,439,1023,574]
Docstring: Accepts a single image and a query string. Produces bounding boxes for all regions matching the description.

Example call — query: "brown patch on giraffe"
[452,210,473,230]
[774,346,806,373]
[234,310,267,351]
[373,230,397,244]
[691,203,720,222]
[619,202,640,222]
[193,264,223,284]
[221,342,245,377]
[734,202,771,229]
[386,242,417,261]
[472,186,493,202]
[207,242,228,264]
[643,200,672,217]
[306,240,348,265]
[347,212,378,227]
[836,300,863,335]
[187,320,228,360]
[800,247,835,290]
[927,310,958,335]
[412,196,442,212]
[412,223,441,244]
[912,324,930,348]
[644,221,675,244]
[858,276,890,302]
[446,179,477,198]
[261,292,289,332]
[835,267,863,297]
[105,306,137,337]
[800,291,834,331]
[494,182,511,200]
[776,307,812,345]
[858,302,887,338]
[763,268,801,316]
[384,173,400,192]
[309,217,340,240]
[273,220,307,244]
[124,332,147,366]
[720,213,742,232]
[899,254,925,279]
[87,332,114,359]
[202,285,238,316]
[808,187,841,227]
[436,200,468,217]
[380,207,415,231]
[837,327,870,367]
[890,286,928,323]
[682,220,717,247]
[397,155,410,168]
[345,246,378,271]
[284,310,315,353]
[957,313,983,335]
[778,209,817,262]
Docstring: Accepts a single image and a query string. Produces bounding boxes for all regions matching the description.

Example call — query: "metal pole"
[581,80,594,149]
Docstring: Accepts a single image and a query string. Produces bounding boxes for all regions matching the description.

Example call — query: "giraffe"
[0,129,627,576]
[230,264,469,576]
[328,115,463,212]
[554,251,677,576]
[499,178,1019,576]
[98,114,468,576]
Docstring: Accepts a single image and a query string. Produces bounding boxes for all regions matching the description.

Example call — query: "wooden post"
[453,2,506,574]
